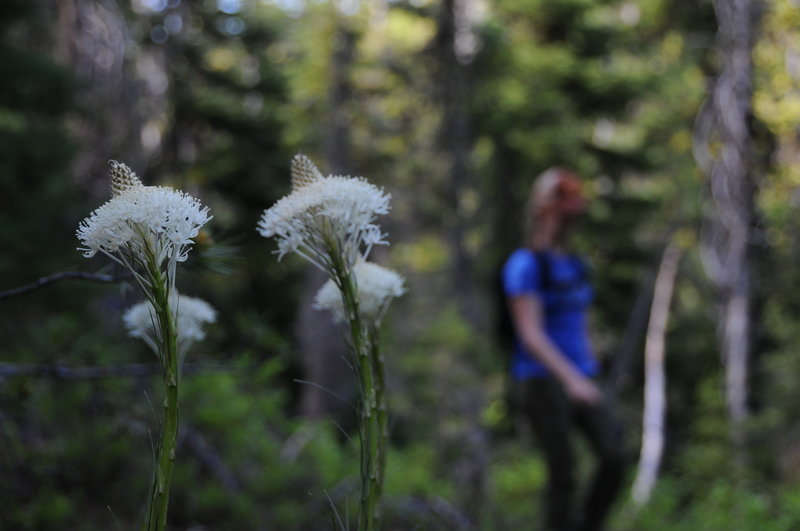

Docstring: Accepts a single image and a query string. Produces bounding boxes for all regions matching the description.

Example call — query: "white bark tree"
[693,0,759,445]
[632,243,682,506]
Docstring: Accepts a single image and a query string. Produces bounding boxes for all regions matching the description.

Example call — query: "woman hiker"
[502,167,627,531]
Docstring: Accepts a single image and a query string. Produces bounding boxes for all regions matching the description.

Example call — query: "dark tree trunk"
[325,24,357,175]
[435,0,477,326]
[432,1,487,524]
[295,20,357,419]
[54,0,154,193]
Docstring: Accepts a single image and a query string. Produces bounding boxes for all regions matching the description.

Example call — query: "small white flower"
[257,155,391,272]
[77,161,211,286]
[124,293,217,359]
[314,261,406,325]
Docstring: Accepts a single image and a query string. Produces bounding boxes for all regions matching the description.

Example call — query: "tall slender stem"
[144,256,180,531]
[368,326,387,530]
[343,274,380,531]
[332,259,380,530]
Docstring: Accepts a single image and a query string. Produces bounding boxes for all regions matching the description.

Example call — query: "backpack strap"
[532,250,552,291]
[534,251,588,293]
[570,254,588,284]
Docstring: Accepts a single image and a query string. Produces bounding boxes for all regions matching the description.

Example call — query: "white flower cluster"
[124,293,217,359]
[77,161,211,277]
[257,155,391,271]
[314,261,406,325]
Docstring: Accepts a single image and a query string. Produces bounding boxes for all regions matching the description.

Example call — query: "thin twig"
[0,362,234,380]
[294,378,355,410]
[0,270,132,300]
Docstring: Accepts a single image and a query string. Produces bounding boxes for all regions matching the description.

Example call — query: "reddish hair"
[525,167,587,237]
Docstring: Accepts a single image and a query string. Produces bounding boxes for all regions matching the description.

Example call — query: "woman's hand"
[562,372,603,405]
[509,295,604,406]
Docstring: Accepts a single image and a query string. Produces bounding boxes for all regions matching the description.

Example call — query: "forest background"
[2,0,800,529]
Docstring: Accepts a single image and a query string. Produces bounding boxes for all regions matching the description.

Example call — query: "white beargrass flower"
[314,261,406,325]
[124,293,217,360]
[261,156,401,525]
[81,162,211,530]
[257,154,391,272]
[77,161,211,290]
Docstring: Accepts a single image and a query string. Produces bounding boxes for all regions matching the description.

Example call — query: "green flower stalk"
[259,155,402,530]
[77,161,211,530]
[314,261,405,529]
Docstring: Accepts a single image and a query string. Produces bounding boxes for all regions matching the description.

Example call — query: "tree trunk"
[54,0,155,193]
[609,267,657,394]
[632,243,681,506]
[325,23,357,176]
[435,0,477,326]
[695,0,759,447]
[433,1,487,524]
[296,19,357,419]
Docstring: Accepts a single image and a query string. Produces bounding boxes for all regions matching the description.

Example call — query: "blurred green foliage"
[1,0,800,529]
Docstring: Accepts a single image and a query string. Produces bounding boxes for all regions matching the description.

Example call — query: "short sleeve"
[502,249,542,296]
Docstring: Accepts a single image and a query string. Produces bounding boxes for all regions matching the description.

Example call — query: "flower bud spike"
[290,153,323,191]
[110,160,144,197]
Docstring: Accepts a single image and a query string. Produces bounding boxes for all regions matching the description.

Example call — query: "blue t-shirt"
[502,248,598,380]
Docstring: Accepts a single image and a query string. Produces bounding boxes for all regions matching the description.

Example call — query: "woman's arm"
[508,294,602,404]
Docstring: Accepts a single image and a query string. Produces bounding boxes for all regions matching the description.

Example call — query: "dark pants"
[518,378,627,531]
